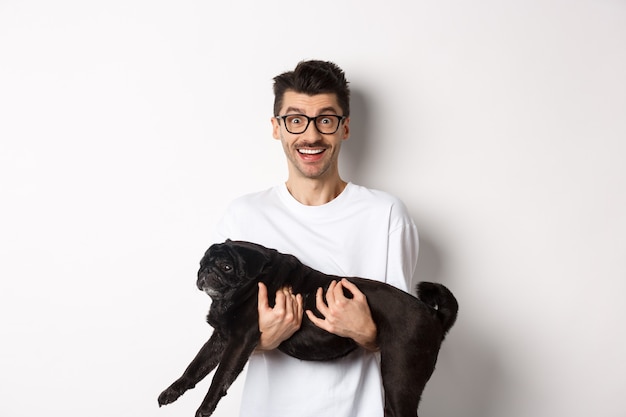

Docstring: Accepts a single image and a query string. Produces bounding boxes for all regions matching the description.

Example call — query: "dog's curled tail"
[417,282,459,335]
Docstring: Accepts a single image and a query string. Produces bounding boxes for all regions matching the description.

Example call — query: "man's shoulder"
[347,183,407,207]
[347,183,414,227]
[224,185,282,214]
[230,185,279,203]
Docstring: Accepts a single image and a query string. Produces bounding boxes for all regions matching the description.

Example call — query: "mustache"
[295,140,328,148]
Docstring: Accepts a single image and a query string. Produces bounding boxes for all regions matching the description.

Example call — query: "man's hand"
[257,282,303,351]
[305,278,379,352]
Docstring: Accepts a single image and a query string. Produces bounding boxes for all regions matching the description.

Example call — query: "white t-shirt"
[212,182,419,417]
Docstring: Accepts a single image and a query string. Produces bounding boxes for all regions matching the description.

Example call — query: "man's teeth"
[298,148,324,155]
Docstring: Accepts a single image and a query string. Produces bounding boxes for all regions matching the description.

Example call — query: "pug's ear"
[224,240,272,278]
[237,247,271,278]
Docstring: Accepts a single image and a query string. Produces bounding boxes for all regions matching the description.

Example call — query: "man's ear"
[342,116,350,140]
[271,116,281,140]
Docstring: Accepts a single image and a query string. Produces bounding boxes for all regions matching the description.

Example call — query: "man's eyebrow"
[317,106,340,115]
[283,106,304,114]
[283,106,340,115]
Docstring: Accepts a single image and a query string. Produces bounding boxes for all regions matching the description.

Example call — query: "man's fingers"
[274,287,287,311]
[258,282,269,311]
[339,278,362,299]
[315,286,328,317]
[325,280,337,305]
[281,287,294,315]
[305,309,324,327]
[333,280,346,299]
[292,292,303,315]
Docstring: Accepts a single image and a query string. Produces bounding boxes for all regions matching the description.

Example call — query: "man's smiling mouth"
[298,148,325,155]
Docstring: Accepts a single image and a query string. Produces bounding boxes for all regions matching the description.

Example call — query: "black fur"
[158,240,458,417]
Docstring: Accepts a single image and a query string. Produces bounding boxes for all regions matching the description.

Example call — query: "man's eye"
[319,117,332,125]
[290,117,303,124]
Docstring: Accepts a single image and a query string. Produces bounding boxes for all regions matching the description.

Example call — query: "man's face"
[271,91,350,181]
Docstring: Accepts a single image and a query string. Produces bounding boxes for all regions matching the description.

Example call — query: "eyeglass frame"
[275,114,347,135]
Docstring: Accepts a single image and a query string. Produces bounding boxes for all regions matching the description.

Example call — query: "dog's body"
[158,240,458,417]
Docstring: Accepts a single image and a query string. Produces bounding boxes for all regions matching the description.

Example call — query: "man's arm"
[305,279,379,352]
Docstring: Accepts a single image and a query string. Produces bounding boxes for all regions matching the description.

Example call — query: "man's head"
[273,60,350,117]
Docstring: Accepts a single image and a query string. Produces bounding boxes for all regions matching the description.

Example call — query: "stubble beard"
[285,142,338,180]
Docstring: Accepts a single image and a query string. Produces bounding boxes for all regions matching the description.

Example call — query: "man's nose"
[301,120,322,139]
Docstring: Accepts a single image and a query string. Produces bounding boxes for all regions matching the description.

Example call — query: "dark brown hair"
[273,60,350,117]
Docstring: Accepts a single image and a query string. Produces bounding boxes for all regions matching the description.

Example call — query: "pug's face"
[196,240,271,300]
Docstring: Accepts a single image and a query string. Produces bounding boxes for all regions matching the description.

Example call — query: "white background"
[1,1,625,416]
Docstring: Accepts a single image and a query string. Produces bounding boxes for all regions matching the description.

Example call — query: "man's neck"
[285,178,348,206]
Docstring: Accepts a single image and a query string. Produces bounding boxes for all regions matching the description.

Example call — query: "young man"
[212,60,419,417]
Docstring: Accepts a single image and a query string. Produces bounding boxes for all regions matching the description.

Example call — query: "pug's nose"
[197,273,207,291]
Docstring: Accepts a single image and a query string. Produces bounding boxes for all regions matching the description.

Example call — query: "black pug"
[158,239,458,417]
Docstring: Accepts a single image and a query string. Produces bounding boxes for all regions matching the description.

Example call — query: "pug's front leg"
[158,331,226,407]
[195,329,260,417]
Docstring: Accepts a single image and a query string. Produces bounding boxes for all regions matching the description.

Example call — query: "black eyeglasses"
[275,114,346,135]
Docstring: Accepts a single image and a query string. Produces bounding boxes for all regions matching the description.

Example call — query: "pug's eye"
[221,263,233,272]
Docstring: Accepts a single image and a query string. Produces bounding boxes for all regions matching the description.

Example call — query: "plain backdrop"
[1,1,625,416]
